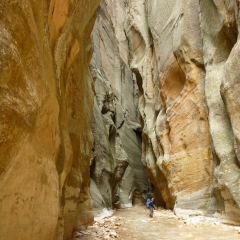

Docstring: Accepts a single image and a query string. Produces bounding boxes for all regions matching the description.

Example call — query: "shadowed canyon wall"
[90,1,151,212]
[0,0,100,239]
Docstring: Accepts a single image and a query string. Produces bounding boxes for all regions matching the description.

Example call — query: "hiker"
[148,198,155,218]
[146,198,151,210]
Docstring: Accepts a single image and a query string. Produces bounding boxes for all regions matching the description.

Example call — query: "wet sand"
[73,206,240,240]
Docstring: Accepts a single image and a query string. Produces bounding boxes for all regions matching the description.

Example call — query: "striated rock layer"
[124,0,240,222]
[90,0,151,212]
[124,0,213,215]
[0,0,100,239]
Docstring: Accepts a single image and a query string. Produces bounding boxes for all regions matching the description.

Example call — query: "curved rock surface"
[123,0,240,222]
[200,0,240,223]
[90,0,151,212]
[124,0,213,215]
[2,0,240,239]
[0,0,100,239]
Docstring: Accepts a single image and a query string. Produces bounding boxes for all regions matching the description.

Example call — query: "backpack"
[146,199,151,208]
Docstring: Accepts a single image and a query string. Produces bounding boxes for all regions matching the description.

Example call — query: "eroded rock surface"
[90,1,151,212]
[200,0,240,223]
[124,0,213,214]
[2,0,240,239]
[0,1,100,239]
[90,0,240,223]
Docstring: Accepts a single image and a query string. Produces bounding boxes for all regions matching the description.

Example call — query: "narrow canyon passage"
[2,1,240,240]
[74,206,240,240]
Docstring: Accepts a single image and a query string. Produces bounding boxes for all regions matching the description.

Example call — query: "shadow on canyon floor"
[73,206,240,240]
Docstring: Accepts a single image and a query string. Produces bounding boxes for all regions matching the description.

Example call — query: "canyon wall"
[125,0,214,216]
[123,0,240,222]
[1,0,240,239]
[200,0,240,223]
[90,1,151,212]
[0,0,100,239]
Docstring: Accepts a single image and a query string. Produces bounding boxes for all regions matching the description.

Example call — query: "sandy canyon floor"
[72,206,240,240]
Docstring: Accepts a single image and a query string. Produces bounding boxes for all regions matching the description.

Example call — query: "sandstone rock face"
[91,0,240,223]
[2,0,240,239]
[200,0,240,223]
[0,1,100,239]
[124,0,214,214]
[90,1,151,212]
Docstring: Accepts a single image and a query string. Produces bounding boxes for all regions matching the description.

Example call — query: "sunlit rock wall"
[90,0,151,213]
[0,0,100,239]
[123,0,240,223]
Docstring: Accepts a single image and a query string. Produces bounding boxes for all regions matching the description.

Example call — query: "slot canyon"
[1,0,240,239]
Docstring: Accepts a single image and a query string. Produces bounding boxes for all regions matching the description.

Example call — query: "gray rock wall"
[200,0,240,223]
[90,1,151,212]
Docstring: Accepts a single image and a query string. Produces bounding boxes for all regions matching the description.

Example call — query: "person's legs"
[149,207,153,217]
